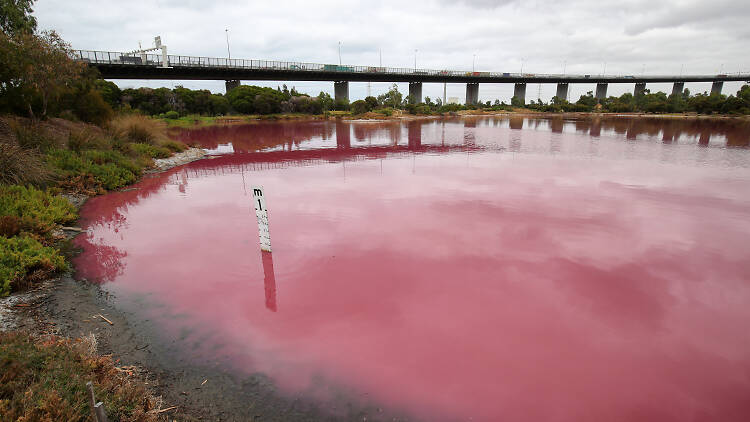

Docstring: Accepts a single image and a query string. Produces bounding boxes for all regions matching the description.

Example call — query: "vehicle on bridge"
[323,64,354,72]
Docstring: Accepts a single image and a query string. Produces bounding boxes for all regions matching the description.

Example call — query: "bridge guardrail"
[72,50,749,81]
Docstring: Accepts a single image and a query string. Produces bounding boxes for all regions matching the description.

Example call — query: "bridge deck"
[74,50,750,84]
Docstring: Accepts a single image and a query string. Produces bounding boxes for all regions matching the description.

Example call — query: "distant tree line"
[514,86,750,115]
[91,80,750,118]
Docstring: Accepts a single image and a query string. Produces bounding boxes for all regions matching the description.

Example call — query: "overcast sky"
[35,0,750,102]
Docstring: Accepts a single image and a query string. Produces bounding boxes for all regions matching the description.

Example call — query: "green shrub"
[374,108,393,116]
[46,149,148,191]
[0,235,66,296]
[164,110,179,119]
[0,185,77,236]
[162,140,187,152]
[125,143,171,159]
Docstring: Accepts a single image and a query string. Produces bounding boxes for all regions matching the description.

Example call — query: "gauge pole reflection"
[261,250,277,312]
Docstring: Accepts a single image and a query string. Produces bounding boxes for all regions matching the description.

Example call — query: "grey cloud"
[624,0,750,35]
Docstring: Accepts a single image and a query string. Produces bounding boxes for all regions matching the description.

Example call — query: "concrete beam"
[465,83,479,105]
[408,82,423,104]
[513,83,527,105]
[711,81,723,96]
[334,81,349,102]
[555,83,569,101]
[634,82,647,96]
[225,80,240,92]
[671,82,685,96]
[595,83,608,101]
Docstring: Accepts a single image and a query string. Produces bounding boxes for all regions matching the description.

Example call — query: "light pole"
[225,29,231,60]
[563,60,567,75]
[414,49,418,71]
[602,62,607,75]
[520,58,525,74]
[680,64,684,77]
[338,41,342,66]
[472,54,476,72]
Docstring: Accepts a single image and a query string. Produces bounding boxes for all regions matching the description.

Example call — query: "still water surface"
[76,117,750,421]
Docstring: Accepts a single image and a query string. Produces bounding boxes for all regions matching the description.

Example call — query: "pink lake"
[75,117,750,421]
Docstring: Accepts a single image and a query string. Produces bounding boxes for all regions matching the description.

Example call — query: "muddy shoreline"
[7,276,403,421]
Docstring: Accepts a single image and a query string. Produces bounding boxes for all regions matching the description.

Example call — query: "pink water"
[76,117,750,421]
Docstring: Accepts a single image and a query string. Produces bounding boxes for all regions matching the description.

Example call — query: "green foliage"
[351,100,370,114]
[0,30,85,119]
[94,80,121,108]
[226,85,287,114]
[0,235,65,296]
[125,142,171,159]
[164,110,179,119]
[374,108,393,116]
[0,185,77,237]
[364,96,379,110]
[377,84,403,108]
[162,140,187,152]
[0,0,37,36]
[45,148,146,190]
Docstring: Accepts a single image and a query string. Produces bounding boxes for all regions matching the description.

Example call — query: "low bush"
[0,185,77,237]
[0,235,66,296]
[164,110,179,119]
[374,108,393,116]
[162,140,187,153]
[125,143,171,159]
[46,149,148,191]
[0,331,161,420]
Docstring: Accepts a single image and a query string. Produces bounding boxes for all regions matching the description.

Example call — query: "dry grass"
[107,115,169,145]
[0,141,51,185]
[0,331,166,421]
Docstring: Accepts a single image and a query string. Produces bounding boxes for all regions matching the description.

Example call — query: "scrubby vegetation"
[0,331,163,421]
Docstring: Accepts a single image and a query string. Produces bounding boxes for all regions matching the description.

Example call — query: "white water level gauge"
[252,186,272,252]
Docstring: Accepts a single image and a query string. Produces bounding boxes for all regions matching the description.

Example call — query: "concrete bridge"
[75,50,750,105]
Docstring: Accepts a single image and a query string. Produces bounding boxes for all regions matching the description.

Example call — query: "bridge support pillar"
[465,83,479,105]
[334,81,349,103]
[225,80,240,92]
[595,83,608,101]
[513,83,526,105]
[634,82,647,96]
[671,82,685,96]
[409,82,423,104]
[555,83,569,101]
[711,81,723,96]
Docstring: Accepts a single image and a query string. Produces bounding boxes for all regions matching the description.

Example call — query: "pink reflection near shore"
[76,119,750,421]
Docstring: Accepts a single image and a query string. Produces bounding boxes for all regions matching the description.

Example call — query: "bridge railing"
[72,50,748,81]
[74,49,547,78]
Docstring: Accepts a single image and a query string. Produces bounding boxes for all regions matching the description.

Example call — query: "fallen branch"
[97,314,114,325]
[156,406,178,414]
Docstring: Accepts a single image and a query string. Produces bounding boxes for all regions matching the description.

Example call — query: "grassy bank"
[0,331,162,421]
[0,114,186,296]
